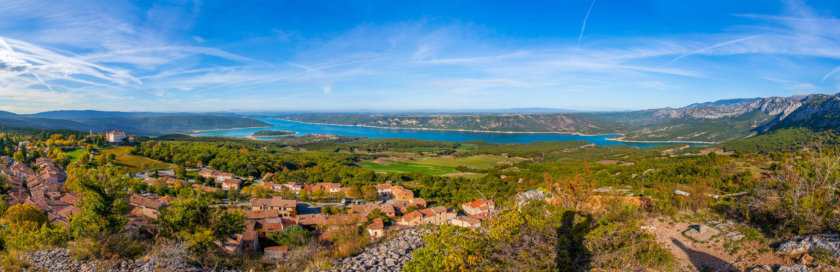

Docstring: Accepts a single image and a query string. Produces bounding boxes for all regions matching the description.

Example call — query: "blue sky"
[1,0,839,113]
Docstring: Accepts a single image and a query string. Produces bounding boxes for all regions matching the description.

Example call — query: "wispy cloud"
[0,0,839,112]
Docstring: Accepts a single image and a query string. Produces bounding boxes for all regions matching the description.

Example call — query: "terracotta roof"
[325,214,365,225]
[243,209,281,220]
[297,214,327,225]
[223,178,242,185]
[130,194,165,210]
[250,197,296,209]
[57,205,80,219]
[191,184,219,192]
[368,218,384,230]
[243,230,258,241]
[401,210,423,223]
[419,209,436,218]
[431,206,447,214]
[409,198,426,207]
[198,168,216,176]
[374,184,392,190]
[465,199,494,209]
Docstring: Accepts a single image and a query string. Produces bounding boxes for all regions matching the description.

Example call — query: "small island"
[250,130,297,137]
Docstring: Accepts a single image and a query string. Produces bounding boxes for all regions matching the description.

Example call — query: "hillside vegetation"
[284,93,840,143]
[0,115,268,136]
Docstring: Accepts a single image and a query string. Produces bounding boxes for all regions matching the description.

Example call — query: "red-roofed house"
[397,210,423,226]
[130,194,166,219]
[391,186,414,202]
[250,197,297,218]
[106,130,126,143]
[462,199,495,220]
[222,178,242,190]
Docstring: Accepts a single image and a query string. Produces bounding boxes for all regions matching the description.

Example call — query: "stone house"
[129,194,166,219]
[221,178,242,190]
[461,199,495,220]
[250,197,297,218]
[451,216,482,229]
[367,218,385,238]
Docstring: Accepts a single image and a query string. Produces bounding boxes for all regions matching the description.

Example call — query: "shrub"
[727,148,840,237]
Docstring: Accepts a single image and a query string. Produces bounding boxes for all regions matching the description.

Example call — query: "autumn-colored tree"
[300,189,311,202]
[347,185,362,199]
[546,165,593,210]
[3,203,47,226]
[361,185,378,201]
[312,188,326,201]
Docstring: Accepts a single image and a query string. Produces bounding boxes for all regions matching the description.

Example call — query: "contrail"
[572,0,596,60]
[821,66,840,83]
[661,33,768,67]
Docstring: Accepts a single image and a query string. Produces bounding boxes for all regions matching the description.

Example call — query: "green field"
[358,154,523,176]
[99,146,170,172]
[358,161,457,175]
[65,148,86,162]
[99,146,135,157]
[413,154,523,169]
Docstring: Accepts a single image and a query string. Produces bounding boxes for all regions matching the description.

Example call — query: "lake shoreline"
[273,118,717,145]
[273,118,616,136]
[190,125,272,136]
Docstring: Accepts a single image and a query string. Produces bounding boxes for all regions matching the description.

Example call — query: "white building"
[106,130,126,143]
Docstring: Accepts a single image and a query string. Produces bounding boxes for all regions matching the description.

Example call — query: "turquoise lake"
[195,118,707,147]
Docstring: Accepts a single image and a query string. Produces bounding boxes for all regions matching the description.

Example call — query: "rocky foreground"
[17,247,240,272]
[323,228,431,272]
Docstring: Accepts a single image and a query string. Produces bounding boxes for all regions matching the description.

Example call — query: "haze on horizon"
[1,0,840,114]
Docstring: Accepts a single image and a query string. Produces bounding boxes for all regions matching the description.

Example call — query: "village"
[0,130,497,261]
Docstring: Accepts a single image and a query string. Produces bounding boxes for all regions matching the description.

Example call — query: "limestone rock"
[682,224,721,242]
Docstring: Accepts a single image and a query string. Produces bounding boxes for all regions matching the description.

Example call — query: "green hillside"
[0,115,269,136]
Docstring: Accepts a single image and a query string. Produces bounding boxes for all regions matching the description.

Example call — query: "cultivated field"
[99,146,171,172]
[358,154,525,177]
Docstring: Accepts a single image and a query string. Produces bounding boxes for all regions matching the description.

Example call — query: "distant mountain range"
[0,110,269,136]
[281,93,840,142]
[5,93,840,141]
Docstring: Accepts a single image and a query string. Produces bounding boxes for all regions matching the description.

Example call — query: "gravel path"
[645,218,791,271]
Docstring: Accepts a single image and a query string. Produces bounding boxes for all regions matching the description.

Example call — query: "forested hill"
[78,115,269,135]
[283,93,840,143]
[283,113,621,134]
[0,115,268,136]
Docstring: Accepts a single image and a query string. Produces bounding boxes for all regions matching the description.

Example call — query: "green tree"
[267,225,313,248]
[79,151,91,165]
[3,203,47,225]
[366,208,391,224]
[158,189,245,255]
[279,187,295,199]
[13,149,25,163]
[68,166,131,242]
[312,188,326,202]
[300,189,311,202]
[361,185,378,201]
[404,225,488,272]
[175,164,187,180]
[347,185,362,199]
